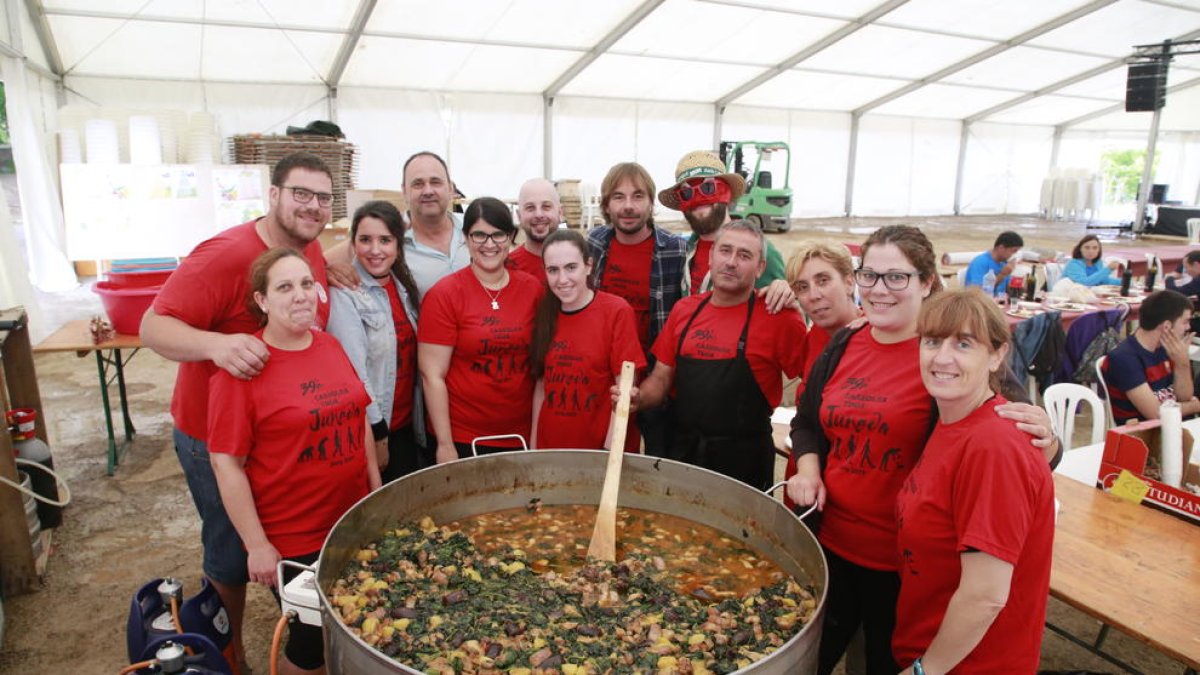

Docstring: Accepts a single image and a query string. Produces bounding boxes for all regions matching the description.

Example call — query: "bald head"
[517,178,563,246]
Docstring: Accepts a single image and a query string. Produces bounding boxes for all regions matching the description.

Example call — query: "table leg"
[94,350,118,476]
[114,348,136,441]
[1044,620,1145,674]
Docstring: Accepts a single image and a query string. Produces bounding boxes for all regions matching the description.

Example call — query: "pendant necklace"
[483,286,502,310]
[477,269,507,310]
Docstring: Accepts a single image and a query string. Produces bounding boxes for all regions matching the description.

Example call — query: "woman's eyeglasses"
[854,269,917,290]
[468,230,511,245]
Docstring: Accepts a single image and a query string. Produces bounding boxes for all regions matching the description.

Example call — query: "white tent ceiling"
[10,0,1200,129]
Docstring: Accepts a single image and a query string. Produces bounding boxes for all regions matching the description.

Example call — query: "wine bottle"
[1146,259,1159,292]
[1120,267,1133,297]
[1023,269,1037,302]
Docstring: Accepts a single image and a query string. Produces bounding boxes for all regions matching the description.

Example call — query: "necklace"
[482,284,503,310]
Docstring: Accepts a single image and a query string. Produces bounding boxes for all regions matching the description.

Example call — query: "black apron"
[666,296,775,490]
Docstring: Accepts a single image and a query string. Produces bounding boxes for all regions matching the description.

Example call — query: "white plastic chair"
[1047,383,1108,486]
[956,267,968,288]
[1188,218,1200,244]
[1043,383,1105,452]
[1094,355,1114,429]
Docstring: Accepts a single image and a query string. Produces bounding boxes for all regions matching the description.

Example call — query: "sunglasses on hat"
[675,176,720,202]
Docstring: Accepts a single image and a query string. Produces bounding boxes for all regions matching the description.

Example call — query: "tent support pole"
[327,86,338,123]
[953,122,969,216]
[712,105,723,151]
[1050,125,1063,169]
[543,95,553,179]
[844,112,860,217]
[1134,106,1163,233]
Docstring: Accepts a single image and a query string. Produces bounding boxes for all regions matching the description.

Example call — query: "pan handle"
[764,481,818,521]
[470,434,529,456]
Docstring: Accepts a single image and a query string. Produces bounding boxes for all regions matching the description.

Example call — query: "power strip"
[280,570,323,626]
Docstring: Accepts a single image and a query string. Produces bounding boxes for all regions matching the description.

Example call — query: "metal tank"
[315,451,828,674]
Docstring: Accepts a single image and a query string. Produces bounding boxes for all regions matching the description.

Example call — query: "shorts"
[269,551,325,670]
[173,428,249,585]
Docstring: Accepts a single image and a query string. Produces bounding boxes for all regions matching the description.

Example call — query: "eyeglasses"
[467,230,511,245]
[283,186,334,207]
[854,269,917,290]
[675,177,719,202]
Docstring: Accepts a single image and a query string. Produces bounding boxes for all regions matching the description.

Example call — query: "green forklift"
[718,141,793,233]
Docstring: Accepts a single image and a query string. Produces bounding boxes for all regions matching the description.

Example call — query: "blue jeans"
[173,428,248,585]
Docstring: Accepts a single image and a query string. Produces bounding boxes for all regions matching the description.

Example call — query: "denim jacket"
[327,259,425,445]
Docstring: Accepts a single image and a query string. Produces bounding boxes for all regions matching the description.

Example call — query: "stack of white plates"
[156,112,184,163]
[129,115,162,165]
[186,129,217,164]
[58,129,82,163]
[85,119,120,164]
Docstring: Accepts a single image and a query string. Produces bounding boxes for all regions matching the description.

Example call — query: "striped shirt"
[1103,335,1175,423]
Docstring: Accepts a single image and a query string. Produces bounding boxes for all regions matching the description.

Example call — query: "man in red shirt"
[632,220,807,489]
[139,153,334,668]
[507,178,563,280]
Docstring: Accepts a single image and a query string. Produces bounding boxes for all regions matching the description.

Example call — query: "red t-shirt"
[893,397,1054,673]
[506,246,545,282]
[536,292,647,452]
[651,294,807,407]
[598,236,654,349]
[689,238,714,293]
[153,220,330,440]
[207,330,370,557]
[794,324,832,406]
[818,330,932,570]
[383,281,417,430]
[417,267,544,446]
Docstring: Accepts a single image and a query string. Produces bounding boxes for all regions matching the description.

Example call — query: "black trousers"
[381,424,423,483]
[817,547,900,675]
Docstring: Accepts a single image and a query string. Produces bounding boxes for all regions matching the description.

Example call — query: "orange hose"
[168,596,195,656]
[269,612,291,675]
[118,660,156,675]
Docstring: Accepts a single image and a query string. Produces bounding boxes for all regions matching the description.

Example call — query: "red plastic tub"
[106,269,174,288]
[93,281,161,335]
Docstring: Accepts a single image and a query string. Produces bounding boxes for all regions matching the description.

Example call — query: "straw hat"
[658,150,746,211]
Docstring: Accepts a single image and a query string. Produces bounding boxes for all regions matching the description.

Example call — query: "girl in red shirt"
[209,248,380,673]
[787,226,1059,675]
[894,289,1054,674]
[418,197,544,463]
[528,229,646,451]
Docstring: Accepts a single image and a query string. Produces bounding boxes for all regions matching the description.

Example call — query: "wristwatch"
[912,656,926,675]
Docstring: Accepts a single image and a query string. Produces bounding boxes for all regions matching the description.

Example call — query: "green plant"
[1100,148,1158,203]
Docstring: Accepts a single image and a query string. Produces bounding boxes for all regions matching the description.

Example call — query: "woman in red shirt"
[787,226,1058,675]
[894,289,1054,674]
[209,248,380,673]
[418,197,544,463]
[529,229,646,450]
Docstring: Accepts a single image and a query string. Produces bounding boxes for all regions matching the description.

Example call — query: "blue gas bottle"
[127,578,234,673]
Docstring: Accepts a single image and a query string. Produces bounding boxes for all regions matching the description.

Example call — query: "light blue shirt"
[964,251,1007,293]
[404,213,469,297]
[327,258,425,444]
[1063,258,1121,287]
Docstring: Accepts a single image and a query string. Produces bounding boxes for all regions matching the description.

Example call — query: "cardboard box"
[1101,419,1200,524]
[346,189,407,220]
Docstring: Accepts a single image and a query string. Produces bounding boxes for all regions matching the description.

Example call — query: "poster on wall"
[61,163,269,260]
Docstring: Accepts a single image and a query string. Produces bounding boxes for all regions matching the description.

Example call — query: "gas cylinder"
[137,638,232,674]
[6,408,61,528]
[18,471,44,561]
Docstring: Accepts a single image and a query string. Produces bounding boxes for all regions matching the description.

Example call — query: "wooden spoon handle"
[587,361,636,562]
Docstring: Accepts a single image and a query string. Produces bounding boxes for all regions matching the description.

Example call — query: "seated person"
[1166,250,1200,297]
[964,231,1024,294]
[1103,289,1198,423]
[1063,234,1122,286]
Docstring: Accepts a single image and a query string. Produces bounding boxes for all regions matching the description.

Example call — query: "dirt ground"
[0,214,1190,674]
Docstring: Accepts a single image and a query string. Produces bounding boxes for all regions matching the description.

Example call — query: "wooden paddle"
[586,361,636,562]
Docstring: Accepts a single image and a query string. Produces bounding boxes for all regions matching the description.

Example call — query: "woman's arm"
[899,552,1014,675]
[210,453,280,587]
[531,379,545,449]
[418,342,457,464]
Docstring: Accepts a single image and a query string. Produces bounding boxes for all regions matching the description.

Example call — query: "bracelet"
[912,656,926,675]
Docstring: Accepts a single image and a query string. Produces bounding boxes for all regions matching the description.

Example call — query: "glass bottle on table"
[1146,258,1159,293]
[1023,268,1037,302]
[1119,266,1133,297]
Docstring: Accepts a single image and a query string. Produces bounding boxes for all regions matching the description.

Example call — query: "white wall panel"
[788,111,850,218]
[336,88,449,191]
[960,122,1053,214]
[448,93,543,200]
[551,97,637,195]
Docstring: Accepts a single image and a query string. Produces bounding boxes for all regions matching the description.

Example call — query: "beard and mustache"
[683,203,728,236]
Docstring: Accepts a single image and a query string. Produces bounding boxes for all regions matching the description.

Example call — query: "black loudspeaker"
[1126,61,1167,112]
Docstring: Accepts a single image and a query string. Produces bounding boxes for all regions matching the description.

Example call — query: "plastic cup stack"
[85,119,120,164]
[129,115,163,165]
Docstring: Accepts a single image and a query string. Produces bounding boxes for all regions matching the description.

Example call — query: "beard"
[683,203,728,237]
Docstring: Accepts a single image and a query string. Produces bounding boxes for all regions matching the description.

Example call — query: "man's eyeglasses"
[283,186,334,207]
[468,230,511,245]
[675,177,719,202]
[854,269,917,290]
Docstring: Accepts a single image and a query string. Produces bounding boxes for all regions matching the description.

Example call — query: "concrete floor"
[2,210,1189,673]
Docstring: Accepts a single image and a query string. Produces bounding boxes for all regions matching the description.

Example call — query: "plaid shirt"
[586,224,686,352]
